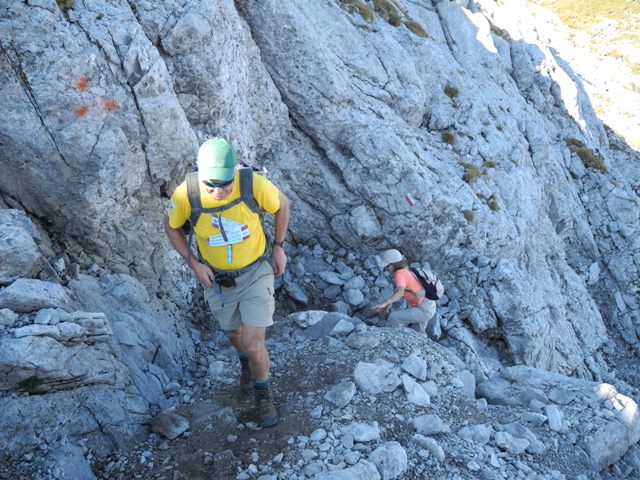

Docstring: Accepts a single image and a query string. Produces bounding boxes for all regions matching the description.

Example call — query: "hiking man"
[372,249,436,334]
[164,138,289,428]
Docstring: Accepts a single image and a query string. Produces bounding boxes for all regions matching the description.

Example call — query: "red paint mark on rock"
[102,99,119,111]
[75,77,89,90]
[76,104,89,118]
[404,192,416,206]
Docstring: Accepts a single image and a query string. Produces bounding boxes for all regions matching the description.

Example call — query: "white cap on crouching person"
[377,249,403,268]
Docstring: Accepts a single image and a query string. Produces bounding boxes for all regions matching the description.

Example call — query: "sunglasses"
[203,178,234,189]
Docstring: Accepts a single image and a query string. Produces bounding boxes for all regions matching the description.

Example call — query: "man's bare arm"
[271,192,289,276]
[163,216,215,288]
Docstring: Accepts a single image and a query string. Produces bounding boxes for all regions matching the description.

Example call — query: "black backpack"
[409,267,445,301]
[185,167,261,227]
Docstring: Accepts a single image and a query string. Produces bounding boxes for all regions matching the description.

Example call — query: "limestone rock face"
[1,0,636,375]
[477,366,640,470]
[0,0,639,473]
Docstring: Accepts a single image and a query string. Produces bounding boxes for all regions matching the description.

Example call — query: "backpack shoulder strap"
[406,267,426,299]
[186,172,202,226]
[239,168,261,213]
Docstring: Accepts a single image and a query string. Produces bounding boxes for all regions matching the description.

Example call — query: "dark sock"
[254,379,269,390]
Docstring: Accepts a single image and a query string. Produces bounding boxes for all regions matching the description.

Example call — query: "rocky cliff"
[1,0,639,478]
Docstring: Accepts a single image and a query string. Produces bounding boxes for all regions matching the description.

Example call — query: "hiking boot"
[255,388,278,428]
[240,363,253,398]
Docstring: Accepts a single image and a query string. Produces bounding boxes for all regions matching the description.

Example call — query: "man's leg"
[241,325,277,427]
[226,328,253,397]
[241,325,270,381]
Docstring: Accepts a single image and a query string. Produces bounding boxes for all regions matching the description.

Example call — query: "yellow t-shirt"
[167,171,280,270]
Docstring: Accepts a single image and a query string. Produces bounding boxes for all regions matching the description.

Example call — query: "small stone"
[151,411,190,440]
[310,429,327,442]
[324,380,357,408]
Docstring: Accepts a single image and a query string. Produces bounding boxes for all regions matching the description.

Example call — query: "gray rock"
[310,406,323,419]
[324,380,357,408]
[400,354,427,381]
[401,374,430,407]
[0,224,41,285]
[331,319,355,337]
[520,412,547,427]
[151,411,190,440]
[582,392,640,470]
[342,422,381,442]
[344,288,365,306]
[457,370,476,400]
[319,271,347,285]
[43,443,97,480]
[354,360,401,394]
[0,308,18,327]
[544,405,563,432]
[411,435,445,462]
[323,285,343,299]
[1,314,119,392]
[413,414,450,435]
[422,380,438,398]
[0,279,74,313]
[287,310,327,328]
[457,424,493,445]
[368,441,407,480]
[548,387,576,405]
[284,277,310,305]
[503,423,547,454]
[310,428,327,442]
[312,460,380,480]
[346,332,380,350]
[494,431,530,455]
[425,312,442,340]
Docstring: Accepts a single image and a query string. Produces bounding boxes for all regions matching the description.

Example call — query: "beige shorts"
[203,260,275,331]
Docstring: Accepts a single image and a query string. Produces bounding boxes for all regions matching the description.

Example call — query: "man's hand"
[190,259,215,288]
[272,246,287,277]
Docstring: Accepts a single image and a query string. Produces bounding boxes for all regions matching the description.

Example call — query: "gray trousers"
[388,299,436,333]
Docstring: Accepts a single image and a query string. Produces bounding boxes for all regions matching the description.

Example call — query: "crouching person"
[372,249,436,334]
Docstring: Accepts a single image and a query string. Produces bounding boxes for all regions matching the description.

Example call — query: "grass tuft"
[340,0,375,22]
[563,137,585,149]
[576,147,607,173]
[488,193,500,211]
[460,161,480,183]
[56,0,75,11]
[563,137,607,174]
[490,24,509,40]
[442,130,456,145]
[404,18,429,38]
[373,0,401,26]
[444,85,459,99]
[463,210,474,223]
[18,376,46,394]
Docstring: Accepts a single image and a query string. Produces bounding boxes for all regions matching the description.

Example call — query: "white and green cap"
[197,138,238,182]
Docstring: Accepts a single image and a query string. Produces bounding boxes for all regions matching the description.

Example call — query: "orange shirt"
[394,268,424,307]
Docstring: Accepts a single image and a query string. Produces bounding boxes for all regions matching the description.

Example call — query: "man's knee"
[240,327,265,354]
